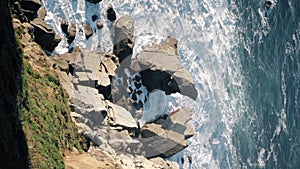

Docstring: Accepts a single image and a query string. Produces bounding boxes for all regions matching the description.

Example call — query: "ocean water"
[41,0,300,168]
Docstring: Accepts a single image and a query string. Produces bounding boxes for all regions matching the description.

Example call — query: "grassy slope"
[20,59,82,168]
[12,11,86,169]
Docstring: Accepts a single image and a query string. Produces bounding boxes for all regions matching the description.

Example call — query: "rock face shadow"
[0,1,29,168]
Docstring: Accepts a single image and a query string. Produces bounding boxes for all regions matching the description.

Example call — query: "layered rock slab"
[140,108,195,158]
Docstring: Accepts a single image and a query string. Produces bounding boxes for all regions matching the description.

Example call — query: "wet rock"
[30,18,61,52]
[96,21,104,29]
[139,90,168,124]
[131,38,198,100]
[133,100,143,110]
[136,90,143,95]
[265,0,272,10]
[106,7,116,21]
[113,16,135,62]
[67,25,76,44]
[60,19,69,34]
[60,20,76,44]
[134,81,142,89]
[84,24,93,39]
[91,15,98,22]
[86,0,102,3]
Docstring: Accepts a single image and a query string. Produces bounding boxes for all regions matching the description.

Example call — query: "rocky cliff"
[0,1,86,168]
[2,0,198,168]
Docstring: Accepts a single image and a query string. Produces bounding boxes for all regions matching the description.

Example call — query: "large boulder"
[106,101,138,129]
[140,107,195,158]
[30,18,62,52]
[111,38,197,115]
[113,16,135,62]
[130,38,198,100]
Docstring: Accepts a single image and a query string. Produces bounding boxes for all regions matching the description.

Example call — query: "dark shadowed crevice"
[0,1,29,168]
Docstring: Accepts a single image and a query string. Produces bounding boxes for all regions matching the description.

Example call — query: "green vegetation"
[19,60,80,168]
[14,23,87,168]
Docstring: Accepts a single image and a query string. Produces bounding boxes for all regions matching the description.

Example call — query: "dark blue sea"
[232,0,300,168]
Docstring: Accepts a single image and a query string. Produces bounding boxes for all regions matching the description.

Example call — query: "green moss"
[13,34,85,168]
[19,60,82,168]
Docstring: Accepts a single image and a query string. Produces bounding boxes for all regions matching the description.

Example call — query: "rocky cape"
[9,0,198,168]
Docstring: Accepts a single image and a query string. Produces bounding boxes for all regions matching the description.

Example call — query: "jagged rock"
[60,20,76,43]
[56,71,73,95]
[113,16,135,62]
[37,7,46,20]
[59,46,81,71]
[86,0,102,3]
[106,101,138,129]
[20,0,42,20]
[140,108,195,158]
[140,123,187,158]
[131,38,198,100]
[96,21,103,29]
[67,25,76,44]
[118,154,136,169]
[20,0,41,12]
[149,157,180,169]
[12,18,34,44]
[76,49,114,100]
[134,155,180,169]
[106,7,116,22]
[60,19,69,34]
[84,24,93,39]
[30,18,61,52]
[49,55,69,72]
[140,70,180,94]
[64,147,122,169]
[100,54,119,76]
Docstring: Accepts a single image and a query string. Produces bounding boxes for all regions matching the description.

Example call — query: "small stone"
[127,86,133,94]
[84,24,93,39]
[106,7,116,21]
[92,15,98,22]
[135,100,143,110]
[131,92,137,101]
[134,81,142,89]
[265,1,272,10]
[134,75,141,82]
[96,21,103,29]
